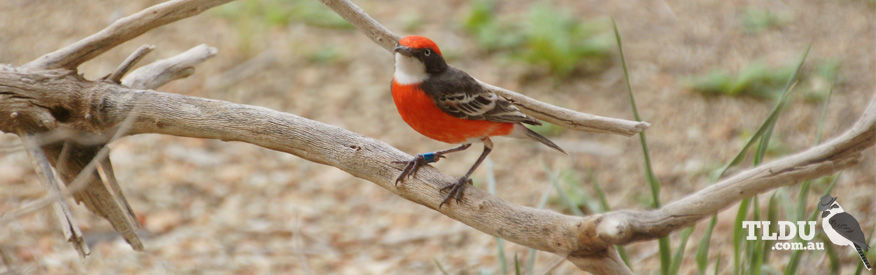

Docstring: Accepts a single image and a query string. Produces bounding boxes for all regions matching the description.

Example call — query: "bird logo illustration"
[390,35,565,207]
[819,194,871,270]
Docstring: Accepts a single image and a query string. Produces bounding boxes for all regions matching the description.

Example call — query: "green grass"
[460,0,612,77]
[525,173,555,275]
[434,258,450,275]
[779,69,837,273]
[216,0,352,29]
[732,197,752,275]
[685,58,840,103]
[802,60,841,103]
[762,193,779,266]
[586,169,632,267]
[460,0,521,52]
[695,216,718,274]
[551,169,612,214]
[712,46,810,180]
[821,233,842,273]
[784,175,839,275]
[214,0,353,56]
[540,165,631,269]
[732,46,809,275]
[519,3,612,76]
[610,34,822,275]
[684,61,796,100]
[690,46,810,275]
[613,18,669,274]
[669,226,695,275]
[714,253,723,275]
[741,8,791,33]
[306,47,346,64]
[545,165,586,216]
[485,159,508,275]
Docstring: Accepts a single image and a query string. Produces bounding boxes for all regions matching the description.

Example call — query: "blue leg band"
[422,152,437,163]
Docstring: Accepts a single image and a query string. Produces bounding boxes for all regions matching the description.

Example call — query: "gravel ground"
[1,0,874,274]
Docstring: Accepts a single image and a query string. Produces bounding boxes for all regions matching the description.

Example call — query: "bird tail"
[856,245,872,271]
[512,124,566,154]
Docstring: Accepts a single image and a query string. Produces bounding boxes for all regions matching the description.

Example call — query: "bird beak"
[394,45,413,57]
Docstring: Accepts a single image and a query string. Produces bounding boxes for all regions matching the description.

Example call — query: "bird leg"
[394,143,472,185]
[440,138,493,208]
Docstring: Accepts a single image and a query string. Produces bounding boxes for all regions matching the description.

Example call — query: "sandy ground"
[1,0,874,274]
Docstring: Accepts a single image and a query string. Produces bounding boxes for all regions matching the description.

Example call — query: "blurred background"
[0,0,874,274]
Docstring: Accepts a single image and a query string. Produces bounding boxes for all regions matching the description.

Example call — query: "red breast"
[391,80,513,144]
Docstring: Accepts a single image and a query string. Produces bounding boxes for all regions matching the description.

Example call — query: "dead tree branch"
[1,0,874,273]
[1,66,873,272]
[23,0,230,70]
[122,44,218,89]
[106,45,155,83]
[19,135,90,257]
[3,0,227,253]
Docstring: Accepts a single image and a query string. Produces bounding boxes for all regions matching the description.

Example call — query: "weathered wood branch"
[5,0,225,252]
[1,66,873,273]
[318,0,650,136]
[106,45,155,84]
[20,135,90,257]
[2,0,874,273]
[23,0,230,70]
[122,44,218,89]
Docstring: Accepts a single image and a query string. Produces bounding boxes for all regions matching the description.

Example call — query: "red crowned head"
[394,35,448,76]
[397,35,442,56]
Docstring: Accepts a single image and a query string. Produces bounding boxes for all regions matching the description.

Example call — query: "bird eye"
[424,49,431,56]
[831,204,838,209]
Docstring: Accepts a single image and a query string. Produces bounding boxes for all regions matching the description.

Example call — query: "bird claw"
[394,153,442,186]
[439,177,472,208]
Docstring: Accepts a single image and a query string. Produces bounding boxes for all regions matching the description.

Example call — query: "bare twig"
[1,1,222,252]
[566,247,632,274]
[106,45,155,83]
[1,129,107,152]
[0,104,142,238]
[318,0,649,136]
[19,135,89,257]
[123,44,218,89]
[1,0,224,251]
[23,0,230,70]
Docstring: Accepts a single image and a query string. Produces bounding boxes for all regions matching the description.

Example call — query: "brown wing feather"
[420,67,540,125]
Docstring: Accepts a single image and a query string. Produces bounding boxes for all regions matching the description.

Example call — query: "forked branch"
[122,44,218,89]
[23,0,230,70]
[1,68,873,273]
[1,0,874,274]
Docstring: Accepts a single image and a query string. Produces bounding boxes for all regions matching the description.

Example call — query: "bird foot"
[393,152,445,186]
[439,177,472,208]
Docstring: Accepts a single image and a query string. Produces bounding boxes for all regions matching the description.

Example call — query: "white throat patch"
[393,53,428,85]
